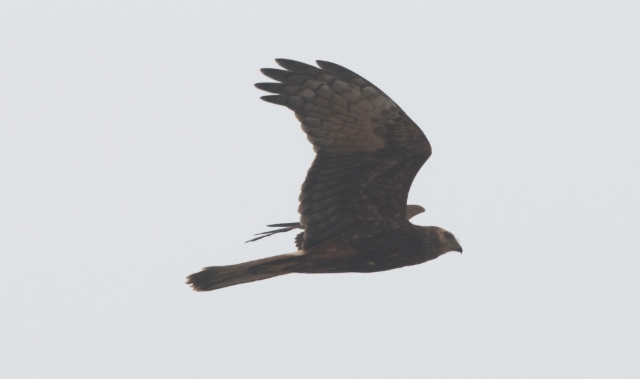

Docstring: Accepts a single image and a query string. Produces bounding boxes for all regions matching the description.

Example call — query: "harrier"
[187,59,462,291]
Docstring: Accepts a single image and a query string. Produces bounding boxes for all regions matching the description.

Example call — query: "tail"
[186,253,302,291]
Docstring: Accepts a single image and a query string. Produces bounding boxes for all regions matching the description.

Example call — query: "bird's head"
[421,226,463,257]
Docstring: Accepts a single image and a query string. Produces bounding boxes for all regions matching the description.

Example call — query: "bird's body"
[187,59,462,291]
[295,224,443,274]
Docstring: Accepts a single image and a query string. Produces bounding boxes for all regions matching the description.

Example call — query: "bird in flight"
[187,59,462,291]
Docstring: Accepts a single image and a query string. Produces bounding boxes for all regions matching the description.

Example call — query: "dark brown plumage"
[245,204,426,245]
[187,59,461,292]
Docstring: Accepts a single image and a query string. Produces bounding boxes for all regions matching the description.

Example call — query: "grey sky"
[1,1,638,378]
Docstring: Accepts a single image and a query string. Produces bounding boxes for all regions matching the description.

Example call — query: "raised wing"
[256,59,431,249]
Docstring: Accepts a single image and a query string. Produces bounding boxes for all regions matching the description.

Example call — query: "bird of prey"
[187,59,462,291]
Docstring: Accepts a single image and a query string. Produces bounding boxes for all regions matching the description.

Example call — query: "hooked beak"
[451,243,463,254]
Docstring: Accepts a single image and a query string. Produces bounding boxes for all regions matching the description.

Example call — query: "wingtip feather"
[275,58,294,65]
[315,60,334,68]
[255,82,278,92]
[260,95,284,105]
[276,58,317,72]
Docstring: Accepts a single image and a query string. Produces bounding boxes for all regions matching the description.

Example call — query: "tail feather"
[186,253,301,291]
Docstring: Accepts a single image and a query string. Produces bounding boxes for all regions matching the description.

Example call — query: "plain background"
[1,1,638,378]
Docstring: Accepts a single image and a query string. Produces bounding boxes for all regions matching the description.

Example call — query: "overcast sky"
[1,1,638,378]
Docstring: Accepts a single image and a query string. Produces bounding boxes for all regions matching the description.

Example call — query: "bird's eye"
[443,232,454,240]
